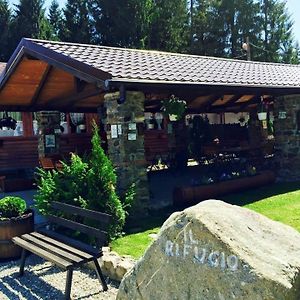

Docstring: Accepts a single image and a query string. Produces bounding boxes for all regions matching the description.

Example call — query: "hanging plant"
[70,113,85,126]
[257,98,269,121]
[161,95,187,121]
[238,115,247,127]
[0,112,17,130]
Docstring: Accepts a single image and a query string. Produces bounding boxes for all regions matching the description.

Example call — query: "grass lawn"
[110,181,300,259]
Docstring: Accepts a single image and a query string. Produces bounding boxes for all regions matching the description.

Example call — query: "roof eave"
[0,38,113,90]
[107,78,300,95]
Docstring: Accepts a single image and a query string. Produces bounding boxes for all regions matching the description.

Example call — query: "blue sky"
[285,0,300,45]
[8,0,300,45]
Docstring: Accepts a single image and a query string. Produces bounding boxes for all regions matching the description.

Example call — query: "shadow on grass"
[220,181,300,206]
[126,181,300,234]
[125,206,176,234]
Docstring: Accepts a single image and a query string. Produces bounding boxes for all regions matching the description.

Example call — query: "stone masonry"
[36,111,61,158]
[103,91,150,214]
[274,95,300,181]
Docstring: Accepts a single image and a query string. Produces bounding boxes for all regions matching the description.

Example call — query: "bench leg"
[19,249,28,277]
[65,269,73,300]
[93,258,108,291]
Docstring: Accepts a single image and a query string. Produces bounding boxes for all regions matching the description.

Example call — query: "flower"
[161,95,187,121]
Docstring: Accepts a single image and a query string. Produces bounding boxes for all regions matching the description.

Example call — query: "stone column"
[103,91,149,214]
[274,95,300,181]
[36,111,61,158]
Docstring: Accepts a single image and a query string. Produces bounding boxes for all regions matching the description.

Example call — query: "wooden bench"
[39,157,63,171]
[12,201,111,300]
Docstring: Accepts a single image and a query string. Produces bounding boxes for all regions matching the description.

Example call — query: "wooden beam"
[214,94,245,108]
[208,95,259,113]
[74,77,87,93]
[47,88,102,109]
[29,65,52,109]
[239,95,260,110]
[21,112,33,136]
[0,105,98,113]
[191,94,223,111]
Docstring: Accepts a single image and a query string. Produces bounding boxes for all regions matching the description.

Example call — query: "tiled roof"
[0,62,6,74]
[26,39,300,88]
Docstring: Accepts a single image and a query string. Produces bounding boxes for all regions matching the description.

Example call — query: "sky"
[7,0,300,45]
[285,0,300,45]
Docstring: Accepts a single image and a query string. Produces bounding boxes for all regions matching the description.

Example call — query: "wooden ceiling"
[0,56,104,112]
[0,55,273,113]
[144,92,272,114]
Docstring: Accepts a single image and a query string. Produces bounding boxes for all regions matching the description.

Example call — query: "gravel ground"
[0,255,119,300]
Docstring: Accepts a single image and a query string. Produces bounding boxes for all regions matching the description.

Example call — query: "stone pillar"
[274,95,300,181]
[103,91,149,214]
[36,111,61,158]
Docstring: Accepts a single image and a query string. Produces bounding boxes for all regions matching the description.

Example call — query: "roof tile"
[28,39,300,88]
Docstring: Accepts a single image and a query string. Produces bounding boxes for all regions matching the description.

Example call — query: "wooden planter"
[0,210,34,259]
[173,170,276,207]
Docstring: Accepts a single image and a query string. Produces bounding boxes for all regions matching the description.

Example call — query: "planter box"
[0,210,34,259]
[173,170,276,207]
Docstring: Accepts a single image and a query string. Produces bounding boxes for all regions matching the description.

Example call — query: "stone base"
[88,247,135,282]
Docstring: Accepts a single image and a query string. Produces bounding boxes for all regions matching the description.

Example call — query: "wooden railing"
[0,133,92,171]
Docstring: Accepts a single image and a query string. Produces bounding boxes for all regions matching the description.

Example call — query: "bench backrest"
[48,201,111,246]
[39,157,55,170]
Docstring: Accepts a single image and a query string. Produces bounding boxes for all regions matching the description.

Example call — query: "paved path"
[0,190,120,299]
[0,255,118,300]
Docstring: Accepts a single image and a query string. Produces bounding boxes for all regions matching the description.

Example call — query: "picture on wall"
[45,134,56,148]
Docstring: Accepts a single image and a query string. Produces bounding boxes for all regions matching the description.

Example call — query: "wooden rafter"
[28,65,52,109]
[208,95,258,113]
[202,94,224,110]
[214,94,245,108]
[233,95,259,112]
[48,88,102,109]
[74,77,87,93]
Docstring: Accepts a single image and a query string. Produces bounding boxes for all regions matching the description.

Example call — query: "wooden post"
[21,112,33,137]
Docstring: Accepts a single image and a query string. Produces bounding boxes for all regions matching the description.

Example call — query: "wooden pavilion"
[0,38,299,207]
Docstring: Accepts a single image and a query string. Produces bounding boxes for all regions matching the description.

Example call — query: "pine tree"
[190,0,226,57]
[0,0,11,61]
[148,0,189,52]
[258,0,295,63]
[11,0,52,48]
[89,0,152,48]
[60,0,92,43]
[48,0,62,40]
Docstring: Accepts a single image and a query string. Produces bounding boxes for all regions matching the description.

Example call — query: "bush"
[0,196,27,219]
[35,121,135,240]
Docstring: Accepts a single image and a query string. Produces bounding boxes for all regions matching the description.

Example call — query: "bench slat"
[12,237,73,269]
[36,229,101,257]
[22,233,84,264]
[48,215,107,242]
[51,202,111,225]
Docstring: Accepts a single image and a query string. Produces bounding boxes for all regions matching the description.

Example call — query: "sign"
[111,125,118,139]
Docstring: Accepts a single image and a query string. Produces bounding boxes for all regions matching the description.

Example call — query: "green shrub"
[35,121,135,240]
[0,196,27,219]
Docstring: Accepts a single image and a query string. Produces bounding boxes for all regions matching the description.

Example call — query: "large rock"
[117,200,300,300]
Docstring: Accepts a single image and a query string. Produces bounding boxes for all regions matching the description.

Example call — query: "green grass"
[110,228,160,259]
[110,181,300,259]
[243,190,300,231]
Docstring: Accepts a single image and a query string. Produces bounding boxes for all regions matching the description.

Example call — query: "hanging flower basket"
[257,98,268,121]
[70,113,84,126]
[168,114,178,122]
[257,112,267,121]
[161,95,187,121]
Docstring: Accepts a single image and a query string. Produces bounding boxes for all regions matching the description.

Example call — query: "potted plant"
[0,196,34,259]
[257,101,267,121]
[161,95,187,121]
